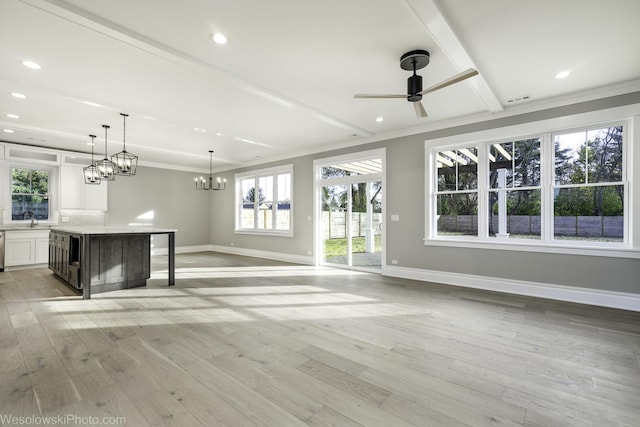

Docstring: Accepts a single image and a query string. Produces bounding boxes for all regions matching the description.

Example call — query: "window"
[435,147,478,236]
[553,126,624,242]
[235,165,292,235]
[429,122,628,249]
[488,138,541,239]
[11,167,50,221]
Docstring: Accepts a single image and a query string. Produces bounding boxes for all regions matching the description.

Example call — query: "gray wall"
[209,92,640,295]
[106,166,210,248]
[209,156,316,256]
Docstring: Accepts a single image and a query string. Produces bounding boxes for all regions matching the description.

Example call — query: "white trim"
[423,238,640,259]
[208,244,314,265]
[5,263,48,272]
[234,163,293,179]
[234,230,293,238]
[385,265,640,312]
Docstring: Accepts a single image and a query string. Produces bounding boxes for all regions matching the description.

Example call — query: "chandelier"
[195,150,226,190]
[112,113,138,176]
[94,124,116,181]
[83,113,140,185]
[82,134,100,184]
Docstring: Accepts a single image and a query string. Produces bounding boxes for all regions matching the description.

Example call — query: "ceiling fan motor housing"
[407,74,423,102]
[401,50,429,102]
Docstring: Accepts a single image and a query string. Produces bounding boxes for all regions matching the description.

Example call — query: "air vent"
[506,96,530,104]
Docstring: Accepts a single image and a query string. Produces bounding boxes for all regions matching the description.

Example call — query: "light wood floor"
[1,252,639,426]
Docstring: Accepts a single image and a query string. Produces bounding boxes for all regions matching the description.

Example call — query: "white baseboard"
[151,245,210,256]
[148,245,639,312]
[385,265,640,312]
[208,245,315,265]
[5,263,48,272]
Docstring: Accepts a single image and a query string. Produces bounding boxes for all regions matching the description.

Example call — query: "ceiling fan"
[354,50,478,119]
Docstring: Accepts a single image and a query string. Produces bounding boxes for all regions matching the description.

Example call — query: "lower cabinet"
[5,230,50,267]
[49,232,70,282]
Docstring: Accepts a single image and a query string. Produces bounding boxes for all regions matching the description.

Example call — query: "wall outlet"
[391,259,398,265]
[61,216,70,223]
[391,214,400,222]
[230,243,234,246]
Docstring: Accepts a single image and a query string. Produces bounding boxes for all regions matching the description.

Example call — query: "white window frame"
[234,164,293,236]
[4,162,59,225]
[425,106,638,259]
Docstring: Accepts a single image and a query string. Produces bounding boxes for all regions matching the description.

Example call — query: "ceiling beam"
[405,0,503,113]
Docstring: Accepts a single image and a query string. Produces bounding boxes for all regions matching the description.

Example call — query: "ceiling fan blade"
[354,94,406,99]
[414,101,428,118]
[419,68,479,96]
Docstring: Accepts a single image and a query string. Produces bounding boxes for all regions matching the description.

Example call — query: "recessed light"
[555,70,571,79]
[83,101,102,107]
[194,127,207,133]
[376,116,384,123]
[11,92,26,99]
[6,113,20,119]
[3,129,15,133]
[86,142,95,146]
[211,33,228,45]
[22,60,42,70]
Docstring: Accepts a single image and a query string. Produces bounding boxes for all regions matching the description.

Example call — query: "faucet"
[22,210,37,228]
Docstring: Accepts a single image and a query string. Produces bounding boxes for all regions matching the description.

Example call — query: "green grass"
[323,235,382,258]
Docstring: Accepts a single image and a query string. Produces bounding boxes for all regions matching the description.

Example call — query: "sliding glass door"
[315,149,385,272]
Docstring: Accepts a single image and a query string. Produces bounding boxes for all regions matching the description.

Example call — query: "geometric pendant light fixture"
[194,150,226,190]
[111,112,138,176]
[94,124,116,181]
[83,134,101,185]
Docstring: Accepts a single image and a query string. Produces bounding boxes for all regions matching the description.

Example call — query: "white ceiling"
[1,0,639,173]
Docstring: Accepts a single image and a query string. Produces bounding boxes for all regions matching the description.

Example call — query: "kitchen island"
[49,226,176,299]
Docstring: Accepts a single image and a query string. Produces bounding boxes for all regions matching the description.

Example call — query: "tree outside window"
[553,126,624,241]
[431,124,626,244]
[11,168,49,220]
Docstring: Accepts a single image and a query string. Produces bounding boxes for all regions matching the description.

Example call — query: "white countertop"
[50,226,176,235]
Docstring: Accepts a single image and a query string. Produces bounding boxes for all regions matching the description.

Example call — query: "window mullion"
[477,144,488,238]
[272,173,277,230]
[253,177,259,230]
[542,132,554,243]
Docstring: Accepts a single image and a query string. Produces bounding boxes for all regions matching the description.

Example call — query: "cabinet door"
[5,239,34,266]
[84,180,108,210]
[35,238,50,264]
[60,165,107,210]
[60,165,84,209]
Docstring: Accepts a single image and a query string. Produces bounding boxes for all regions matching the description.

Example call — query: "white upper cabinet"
[60,157,108,210]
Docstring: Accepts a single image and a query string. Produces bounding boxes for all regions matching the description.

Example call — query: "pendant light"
[194,150,226,190]
[95,124,116,181]
[83,134,101,185]
[112,113,138,176]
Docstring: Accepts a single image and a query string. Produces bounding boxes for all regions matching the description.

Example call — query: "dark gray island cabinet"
[49,227,176,299]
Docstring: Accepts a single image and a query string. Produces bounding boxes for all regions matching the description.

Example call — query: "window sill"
[234,229,294,238]
[423,237,639,259]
